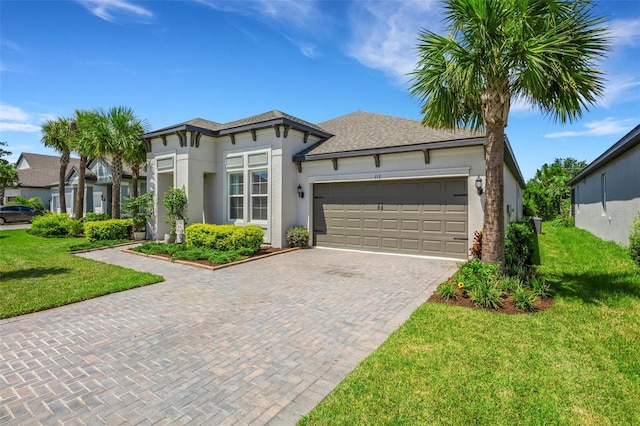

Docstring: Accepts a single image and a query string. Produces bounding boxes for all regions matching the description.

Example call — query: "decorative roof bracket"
[176,130,187,147]
[190,131,202,148]
[373,154,380,168]
[229,134,235,145]
[161,135,167,146]
[295,161,302,173]
[303,131,309,143]
[274,125,281,138]
[331,158,338,171]
[283,125,291,138]
[423,149,430,164]
[250,129,257,141]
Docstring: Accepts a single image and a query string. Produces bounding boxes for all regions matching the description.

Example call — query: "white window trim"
[225,149,271,226]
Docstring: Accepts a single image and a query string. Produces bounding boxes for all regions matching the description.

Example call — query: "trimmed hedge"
[29,214,82,238]
[286,226,310,248]
[505,220,535,269]
[185,223,264,253]
[84,219,133,242]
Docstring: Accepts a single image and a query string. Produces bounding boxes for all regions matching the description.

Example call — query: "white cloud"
[599,75,640,107]
[0,104,52,133]
[194,0,319,29]
[346,0,441,84]
[544,117,636,138]
[609,18,640,47]
[76,0,153,23]
[285,36,318,59]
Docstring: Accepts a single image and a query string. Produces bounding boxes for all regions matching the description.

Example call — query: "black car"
[0,205,45,225]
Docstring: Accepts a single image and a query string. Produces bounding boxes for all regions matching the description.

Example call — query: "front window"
[251,170,268,221]
[226,151,269,223]
[229,172,244,220]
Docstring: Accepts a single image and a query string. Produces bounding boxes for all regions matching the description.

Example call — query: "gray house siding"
[571,130,640,245]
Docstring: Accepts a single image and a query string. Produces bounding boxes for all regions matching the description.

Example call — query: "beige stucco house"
[569,123,640,245]
[142,110,525,260]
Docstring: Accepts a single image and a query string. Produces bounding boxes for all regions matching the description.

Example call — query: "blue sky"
[1,0,639,181]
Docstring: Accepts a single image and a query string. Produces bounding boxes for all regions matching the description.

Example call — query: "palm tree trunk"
[111,155,123,219]
[74,155,87,219]
[59,153,70,214]
[131,164,140,198]
[482,122,506,271]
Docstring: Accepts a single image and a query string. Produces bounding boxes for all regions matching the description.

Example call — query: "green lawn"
[299,226,640,425]
[0,229,163,319]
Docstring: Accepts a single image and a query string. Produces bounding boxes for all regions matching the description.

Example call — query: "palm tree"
[94,106,147,218]
[41,117,76,214]
[73,109,101,219]
[409,0,609,270]
[123,138,148,199]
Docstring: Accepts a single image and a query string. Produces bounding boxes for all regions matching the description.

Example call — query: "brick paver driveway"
[1,247,457,425]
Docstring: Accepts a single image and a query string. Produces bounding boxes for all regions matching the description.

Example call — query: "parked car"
[0,205,45,225]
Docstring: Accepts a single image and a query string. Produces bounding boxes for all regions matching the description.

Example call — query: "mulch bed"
[427,292,553,315]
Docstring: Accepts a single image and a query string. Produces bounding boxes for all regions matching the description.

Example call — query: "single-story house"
[142,110,525,260]
[5,152,146,217]
[569,123,640,245]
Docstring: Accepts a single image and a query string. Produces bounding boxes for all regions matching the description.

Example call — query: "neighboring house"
[569,124,640,245]
[4,152,146,217]
[143,110,525,260]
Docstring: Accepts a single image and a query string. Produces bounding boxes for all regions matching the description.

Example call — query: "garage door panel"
[314,178,468,259]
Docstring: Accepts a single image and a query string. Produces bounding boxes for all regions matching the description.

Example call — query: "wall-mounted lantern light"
[475,176,484,195]
[297,184,304,199]
[101,194,106,202]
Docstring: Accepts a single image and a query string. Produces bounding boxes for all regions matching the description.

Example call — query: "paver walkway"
[1,246,457,425]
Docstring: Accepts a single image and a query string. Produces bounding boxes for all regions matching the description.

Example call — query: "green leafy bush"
[467,282,503,310]
[505,220,534,269]
[453,259,503,309]
[629,211,640,269]
[513,286,536,311]
[550,215,575,227]
[286,226,310,248]
[85,219,133,242]
[29,214,75,238]
[530,276,552,298]
[85,212,111,222]
[68,219,85,237]
[185,223,264,253]
[436,280,458,300]
[132,242,250,265]
[163,186,188,235]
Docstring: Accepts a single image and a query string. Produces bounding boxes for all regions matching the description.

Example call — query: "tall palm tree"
[409,0,609,270]
[41,117,76,214]
[123,139,148,199]
[73,109,101,219]
[94,106,147,218]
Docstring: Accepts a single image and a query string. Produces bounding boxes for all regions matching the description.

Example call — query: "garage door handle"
[314,196,324,199]
[453,237,468,241]
[453,193,468,197]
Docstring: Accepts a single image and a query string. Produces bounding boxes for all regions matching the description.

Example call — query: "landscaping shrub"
[513,286,536,311]
[453,259,503,309]
[185,223,264,253]
[29,214,75,238]
[84,219,133,242]
[469,230,482,260]
[550,215,575,227]
[85,212,111,222]
[437,280,458,300]
[286,226,310,248]
[505,220,534,269]
[68,239,131,252]
[132,242,251,265]
[629,210,640,269]
[530,276,552,299]
[68,219,85,237]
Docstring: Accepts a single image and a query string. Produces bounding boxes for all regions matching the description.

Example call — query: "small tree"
[122,192,154,232]
[162,186,188,235]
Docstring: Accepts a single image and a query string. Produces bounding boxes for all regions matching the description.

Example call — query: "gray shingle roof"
[219,110,327,135]
[16,153,93,188]
[308,111,485,156]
